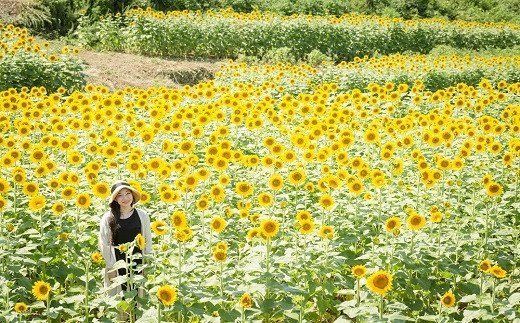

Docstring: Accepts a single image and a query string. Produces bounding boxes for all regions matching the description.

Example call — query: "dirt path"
[78,50,226,89]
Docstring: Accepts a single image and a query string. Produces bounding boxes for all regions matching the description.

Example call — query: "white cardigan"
[98,208,152,297]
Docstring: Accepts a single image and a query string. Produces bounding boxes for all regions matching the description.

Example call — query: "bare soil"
[1,4,226,90]
[0,0,26,22]
[78,50,226,89]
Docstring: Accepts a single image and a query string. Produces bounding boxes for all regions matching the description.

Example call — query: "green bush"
[0,52,86,92]
[423,69,486,90]
[306,49,333,66]
[263,47,297,64]
[74,14,126,51]
[74,10,520,61]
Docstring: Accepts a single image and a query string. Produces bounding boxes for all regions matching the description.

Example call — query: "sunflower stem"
[39,210,43,254]
[13,182,17,216]
[379,295,384,319]
[5,286,10,314]
[479,273,483,308]
[241,307,245,323]
[356,278,360,306]
[177,242,182,292]
[84,260,90,323]
[377,189,382,234]
[266,238,271,300]
[410,232,415,255]
[484,199,490,253]
[129,248,135,293]
[387,236,395,272]
[415,175,420,210]
[436,221,442,275]
[158,303,162,323]
[219,261,224,297]
[491,278,495,314]
[437,298,442,319]
[46,295,50,323]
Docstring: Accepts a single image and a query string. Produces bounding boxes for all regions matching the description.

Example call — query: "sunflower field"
[1,6,520,323]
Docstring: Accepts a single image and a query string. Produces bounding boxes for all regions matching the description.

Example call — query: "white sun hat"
[108,180,141,204]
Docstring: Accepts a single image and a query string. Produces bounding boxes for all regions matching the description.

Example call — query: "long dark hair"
[108,198,135,245]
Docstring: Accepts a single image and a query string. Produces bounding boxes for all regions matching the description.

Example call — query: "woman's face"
[115,188,134,208]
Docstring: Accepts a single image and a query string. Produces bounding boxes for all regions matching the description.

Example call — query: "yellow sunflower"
[92,182,110,198]
[485,182,503,197]
[406,213,426,230]
[75,193,91,209]
[210,185,226,202]
[235,181,253,197]
[170,210,188,229]
[490,265,507,278]
[318,225,334,239]
[288,168,306,186]
[246,227,261,241]
[440,290,455,307]
[260,218,280,239]
[239,293,253,308]
[0,196,7,211]
[51,202,65,215]
[351,265,367,278]
[210,216,227,234]
[257,192,274,207]
[296,210,312,223]
[151,219,168,235]
[135,233,146,250]
[28,195,46,212]
[318,194,335,210]
[268,173,284,191]
[348,179,364,196]
[157,284,177,306]
[478,259,492,273]
[14,302,28,313]
[385,216,401,233]
[366,270,393,296]
[430,211,443,223]
[213,250,227,262]
[214,241,228,252]
[298,220,315,235]
[32,280,51,301]
[91,252,103,264]
[196,196,210,211]
[175,227,193,242]
[22,181,39,196]
[0,178,10,194]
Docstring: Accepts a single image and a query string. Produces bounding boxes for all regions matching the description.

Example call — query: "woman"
[98,181,152,299]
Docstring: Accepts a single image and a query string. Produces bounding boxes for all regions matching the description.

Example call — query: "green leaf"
[509,293,520,306]
[459,294,477,303]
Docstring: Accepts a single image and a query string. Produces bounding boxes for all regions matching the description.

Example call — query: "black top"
[114,209,143,262]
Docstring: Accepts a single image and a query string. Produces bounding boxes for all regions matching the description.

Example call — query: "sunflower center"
[160,290,172,301]
[411,216,421,225]
[373,275,389,289]
[264,223,275,232]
